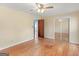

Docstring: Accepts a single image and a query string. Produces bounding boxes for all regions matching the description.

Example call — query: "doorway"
[34,19,44,40]
[55,18,69,42]
[38,20,44,38]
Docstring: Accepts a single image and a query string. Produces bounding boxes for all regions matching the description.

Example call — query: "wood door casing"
[38,20,44,38]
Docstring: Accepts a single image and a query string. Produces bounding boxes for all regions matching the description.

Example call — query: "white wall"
[0,6,34,50]
[44,16,55,39]
[44,11,79,44]
[69,13,79,44]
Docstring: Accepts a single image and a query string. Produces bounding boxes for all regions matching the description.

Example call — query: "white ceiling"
[0,3,79,16]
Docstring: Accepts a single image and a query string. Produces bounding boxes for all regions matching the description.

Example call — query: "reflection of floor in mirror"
[0,38,79,56]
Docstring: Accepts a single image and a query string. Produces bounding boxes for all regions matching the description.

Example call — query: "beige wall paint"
[69,12,79,44]
[44,11,79,44]
[44,16,55,39]
[0,6,34,50]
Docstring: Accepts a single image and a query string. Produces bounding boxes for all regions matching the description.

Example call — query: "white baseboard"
[44,37,55,40]
[70,41,79,45]
[0,39,33,51]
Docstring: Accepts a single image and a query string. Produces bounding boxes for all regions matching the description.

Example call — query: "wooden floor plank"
[0,38,79,56]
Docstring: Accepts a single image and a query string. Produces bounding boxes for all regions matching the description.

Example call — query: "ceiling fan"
[36,3,54,13]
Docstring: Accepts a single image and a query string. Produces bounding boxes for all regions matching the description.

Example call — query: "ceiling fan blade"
[45,6,53,9]
[36,3,44,9]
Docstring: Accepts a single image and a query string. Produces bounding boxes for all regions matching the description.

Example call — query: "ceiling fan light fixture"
[37,8,45,13]
[41,9,45,13]
[36,3,53,13]
[37,9,41,13]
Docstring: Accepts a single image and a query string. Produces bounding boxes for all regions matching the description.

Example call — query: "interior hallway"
[0,38,79,56]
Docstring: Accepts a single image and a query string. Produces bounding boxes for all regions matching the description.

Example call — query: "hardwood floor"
[0,38,79,56]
